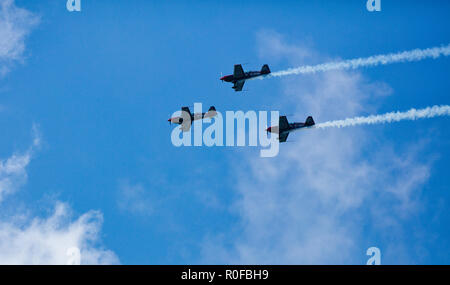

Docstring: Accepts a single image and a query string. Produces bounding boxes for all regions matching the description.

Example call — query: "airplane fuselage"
[267,122,312,135]
[220,71,267,83]
[221,64,271,91]
[168,111,216,125]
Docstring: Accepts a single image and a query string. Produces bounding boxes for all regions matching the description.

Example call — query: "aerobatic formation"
[169,44,450,146]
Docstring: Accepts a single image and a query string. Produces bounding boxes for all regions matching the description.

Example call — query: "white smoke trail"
[315,105,450,129]
[267,44,450,77]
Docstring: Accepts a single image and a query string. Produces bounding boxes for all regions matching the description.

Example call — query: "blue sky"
[0,0,450,264]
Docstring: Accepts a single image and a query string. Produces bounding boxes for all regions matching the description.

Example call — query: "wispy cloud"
[0,0,39,75]
[117,180,153,216]
[0,125,40,202]
[0,0,40,201]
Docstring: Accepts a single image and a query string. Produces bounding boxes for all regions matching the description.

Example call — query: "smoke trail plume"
[315,105,450,129]
[267,45,450,77]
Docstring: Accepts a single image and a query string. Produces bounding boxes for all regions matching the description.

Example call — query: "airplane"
[266,115,315,142]
[220,64,271,91]
[168,106,217,131]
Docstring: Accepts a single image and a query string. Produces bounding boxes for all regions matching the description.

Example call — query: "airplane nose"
[266,127,272,133]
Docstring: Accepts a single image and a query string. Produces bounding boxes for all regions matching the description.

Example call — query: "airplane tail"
[305,116,315,126]
[261,64,271,74]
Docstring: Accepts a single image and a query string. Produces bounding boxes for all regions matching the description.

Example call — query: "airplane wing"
[233,80,245,92]
[233,64,245,78]
[279,116,289,131]
[279,132,289,143]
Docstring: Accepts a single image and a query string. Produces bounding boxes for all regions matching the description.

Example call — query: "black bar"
[0,265,448,283]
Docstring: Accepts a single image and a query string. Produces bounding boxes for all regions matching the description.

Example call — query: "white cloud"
[0,151,31,201]
[0,0,39,75]
[201,31,432,264]
[0,125,40,202]
[256,30,312,64]
[0,128,119,264]
[0,202,119,265]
